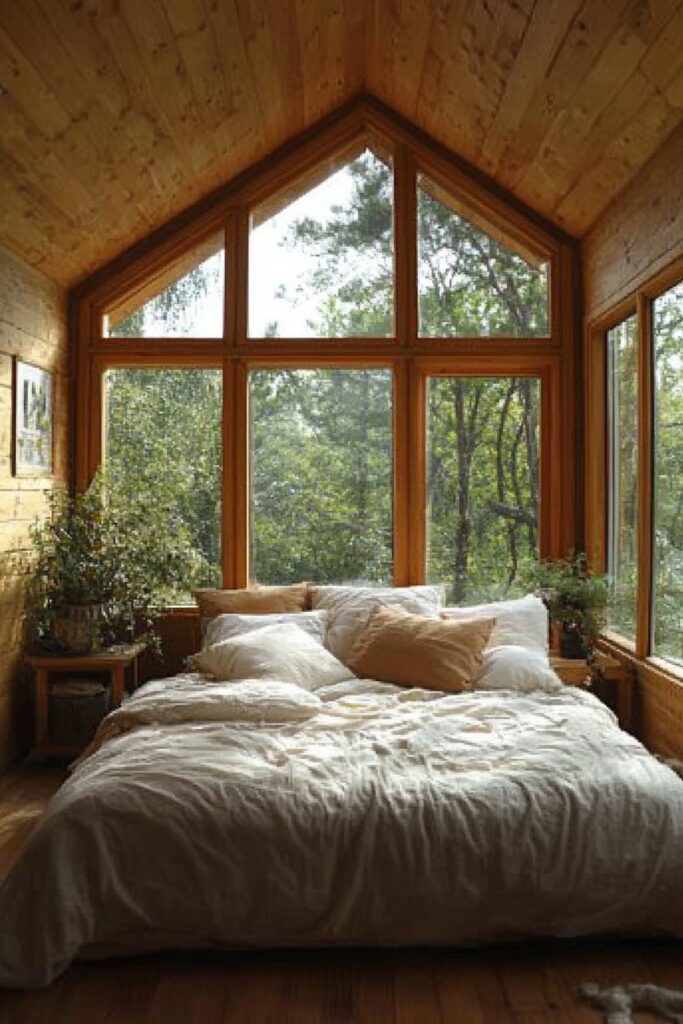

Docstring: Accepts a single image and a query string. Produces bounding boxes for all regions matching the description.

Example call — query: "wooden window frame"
[585,253,683,678]
[71,97,578,600]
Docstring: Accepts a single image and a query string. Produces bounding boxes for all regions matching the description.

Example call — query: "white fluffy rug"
[580,983,683,1023]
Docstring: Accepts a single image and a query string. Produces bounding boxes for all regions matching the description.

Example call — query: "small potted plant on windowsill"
[20,471,206,655]
[528,552,609,660]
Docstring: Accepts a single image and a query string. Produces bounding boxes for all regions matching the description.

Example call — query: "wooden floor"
[1,765,682,1023]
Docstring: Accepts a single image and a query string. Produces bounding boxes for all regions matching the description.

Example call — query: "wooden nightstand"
[551,652,633,732]
[27,644,144,758]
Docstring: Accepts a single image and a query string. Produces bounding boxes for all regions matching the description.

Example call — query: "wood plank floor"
[1,764,682,1022]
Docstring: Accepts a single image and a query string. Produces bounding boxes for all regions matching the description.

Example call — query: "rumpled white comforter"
[2,671,683,988]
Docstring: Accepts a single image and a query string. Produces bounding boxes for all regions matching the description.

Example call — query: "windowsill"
[598,631,683,686]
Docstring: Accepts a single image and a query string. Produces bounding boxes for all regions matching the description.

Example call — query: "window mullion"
[636,292,654,660]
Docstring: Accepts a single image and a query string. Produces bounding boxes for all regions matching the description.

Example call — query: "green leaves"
[525,552,609,647]
[24,470,205,651]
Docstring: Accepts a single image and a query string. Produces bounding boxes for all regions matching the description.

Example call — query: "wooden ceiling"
[1,0,682,287]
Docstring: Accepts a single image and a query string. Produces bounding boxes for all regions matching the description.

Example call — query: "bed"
[2,587,683,988]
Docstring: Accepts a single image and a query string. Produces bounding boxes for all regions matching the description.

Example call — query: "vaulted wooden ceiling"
[1,0,682,287]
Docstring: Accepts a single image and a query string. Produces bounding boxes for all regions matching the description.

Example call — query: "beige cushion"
[347,604,495,692]
[194,583,308,620]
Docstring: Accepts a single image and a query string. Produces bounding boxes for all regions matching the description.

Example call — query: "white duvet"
[2,671,683,988]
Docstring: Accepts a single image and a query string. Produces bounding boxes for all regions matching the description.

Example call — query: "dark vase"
[559,624,588,660]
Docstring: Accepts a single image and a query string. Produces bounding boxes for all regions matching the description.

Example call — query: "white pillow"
[440,594,548,654]
[309,584,443,664]
[190,622,351,690]
[204,609,327,650]
[473,645,561,692]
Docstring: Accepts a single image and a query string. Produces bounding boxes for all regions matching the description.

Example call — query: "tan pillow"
[347,604,495,692]
[194,583,308,620]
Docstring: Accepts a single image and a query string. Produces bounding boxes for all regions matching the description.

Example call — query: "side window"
[606,314,638,640]
[652,281,683,664]
[103,368,223,597]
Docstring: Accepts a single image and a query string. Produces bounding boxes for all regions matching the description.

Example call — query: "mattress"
[2,670,683,988]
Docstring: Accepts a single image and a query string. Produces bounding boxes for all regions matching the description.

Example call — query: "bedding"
[473,644,562,693]
[194,583,308,619]
[204,609,328,649]
[347,604,495,691]
[441,593,549,654]
[190,622,350,689]
[309,584,443,662]
[2,663,683,988]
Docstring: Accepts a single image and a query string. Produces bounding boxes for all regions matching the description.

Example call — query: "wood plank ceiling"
[0,0,682,287]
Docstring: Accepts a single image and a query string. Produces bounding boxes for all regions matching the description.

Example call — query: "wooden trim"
[221,357,235,588]
[408,363,426,582]
[73,95,572,309]
[223,219,236,347]
[392,358,410,586]
[233,207,249,346]
[394,144,417,344]
[583,323,609,570]
[635,291,653,660]
[233,360,249,587]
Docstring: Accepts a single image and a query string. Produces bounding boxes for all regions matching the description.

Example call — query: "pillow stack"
[190,583,557,696]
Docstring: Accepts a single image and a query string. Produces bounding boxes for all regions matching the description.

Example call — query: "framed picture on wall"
[12,358,54,476]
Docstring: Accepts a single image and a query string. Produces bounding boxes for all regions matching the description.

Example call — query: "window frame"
[72,99,578,602]
[586,253,683,678]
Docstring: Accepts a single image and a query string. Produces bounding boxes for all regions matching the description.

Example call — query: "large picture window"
[249,368,393,584]
[103,235,225,339]
[425,376,540,603]
[417,175,549,338]
[78,107,572,612]
[103,368,223,595]
[249,148,394,339]
[606,314,638,640]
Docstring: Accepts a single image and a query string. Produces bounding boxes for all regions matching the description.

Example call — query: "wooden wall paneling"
[476,0,583,180]
[0,246,68,769]
[583,123,683,321]
[513,0,680,220]
[4,8,683,284]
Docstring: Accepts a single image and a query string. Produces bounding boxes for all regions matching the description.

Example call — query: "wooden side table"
[551,652,634,732]
[27,644,144,758]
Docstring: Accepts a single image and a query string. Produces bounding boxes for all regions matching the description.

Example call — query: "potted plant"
[528,552,609,659]
[21,471,205,655]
